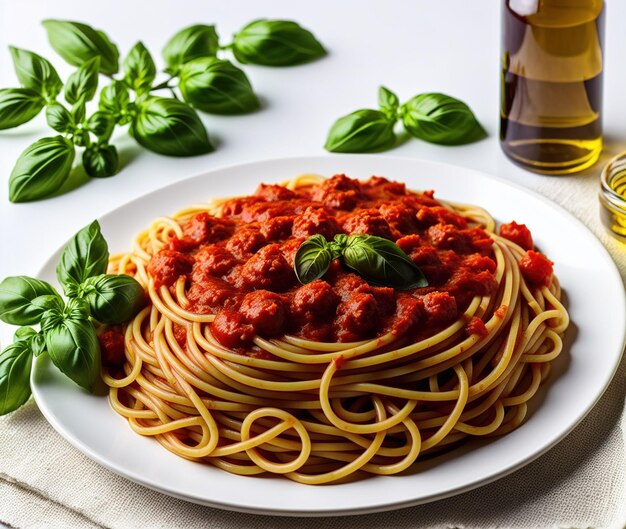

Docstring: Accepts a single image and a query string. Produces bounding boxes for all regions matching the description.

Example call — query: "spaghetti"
[102,174,569,484]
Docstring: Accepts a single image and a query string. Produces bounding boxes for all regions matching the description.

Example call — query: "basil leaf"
[400,93,486,145]
[86,111,115,142]
[99,81,130,121]
[343,234,428,290]
[123,42,156,94]
[64,56,100,104]
[42,19,119,75]
[71,97,87,124]
[0,276,61,325]
[0,341,33,415]
[324,109,396,153]
[232,19,326,66]
[83,144,119,178]
[45,103,74,133]
[14,327,46,357]
[8,136,75,203]
[82,274,144,324]
[378,86,399,121]
[130,96,213,156]
[9,47,62,100]
[57,220,109,291]
[44,300,100,390]
[163,25,219,74]
[179,57,259,114]
[0,88,45,130]
[294,234,333,284]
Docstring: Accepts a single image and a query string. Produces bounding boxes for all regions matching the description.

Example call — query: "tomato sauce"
[147,175,501,348]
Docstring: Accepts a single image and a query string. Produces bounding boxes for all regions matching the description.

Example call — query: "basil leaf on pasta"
[294,234,333,284]
[343,234,428,290]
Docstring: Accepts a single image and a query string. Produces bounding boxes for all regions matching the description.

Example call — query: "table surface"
[0,0,625,525]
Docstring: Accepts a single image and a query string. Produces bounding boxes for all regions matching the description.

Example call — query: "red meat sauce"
[146,175,507,350]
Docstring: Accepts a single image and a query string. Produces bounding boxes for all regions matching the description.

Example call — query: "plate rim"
[30,154,626,516]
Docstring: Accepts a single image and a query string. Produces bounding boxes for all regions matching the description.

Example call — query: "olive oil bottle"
[500,0,605,174]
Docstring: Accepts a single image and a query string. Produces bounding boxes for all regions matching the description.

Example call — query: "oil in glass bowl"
[600,153,626,242]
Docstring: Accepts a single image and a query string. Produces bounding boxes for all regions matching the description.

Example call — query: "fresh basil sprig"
[230,19,326,66]
[294,233,428,290]
[325,86,485,153]
[0,220,145,414]
[3,18,325,202]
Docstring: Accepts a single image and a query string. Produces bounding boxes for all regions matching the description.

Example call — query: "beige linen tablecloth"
[0,171,625,529]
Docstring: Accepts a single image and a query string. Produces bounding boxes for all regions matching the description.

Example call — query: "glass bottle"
[500,0,605,174]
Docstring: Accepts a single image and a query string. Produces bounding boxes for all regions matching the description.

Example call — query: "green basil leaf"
[0,341,33,415]
[130,96,213,157]
[9,47,63,99]
[378,86,399,121]
[123,42,156,94]
[232,19,326,66]
[70,97,87,124]
[45,102,74,133]
[8,136,75,203]
[98,81,130,121]
[0,88,45,130]
[400,93,486,145]
[343,234,428,290]
[86,111,115,142]
[14,327,46,357]
[64,56,100,104]
[82,274,144,323]
[42,19,119,75]
[162,24,219,74]
[44,302,100,390]
[294,234,333,284]
[82,144,119,178]
[179,57,259,114]
[0,276,61,325]
[57,220,109,291]
[324,109,396,153]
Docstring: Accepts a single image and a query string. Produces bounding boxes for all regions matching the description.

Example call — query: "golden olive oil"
[500,0,605,174]
[600,160,626,241]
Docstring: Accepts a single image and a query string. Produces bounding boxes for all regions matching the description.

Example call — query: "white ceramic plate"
[30,155,625,516]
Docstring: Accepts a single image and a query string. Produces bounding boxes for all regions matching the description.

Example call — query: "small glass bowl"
[600,153,626,242]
